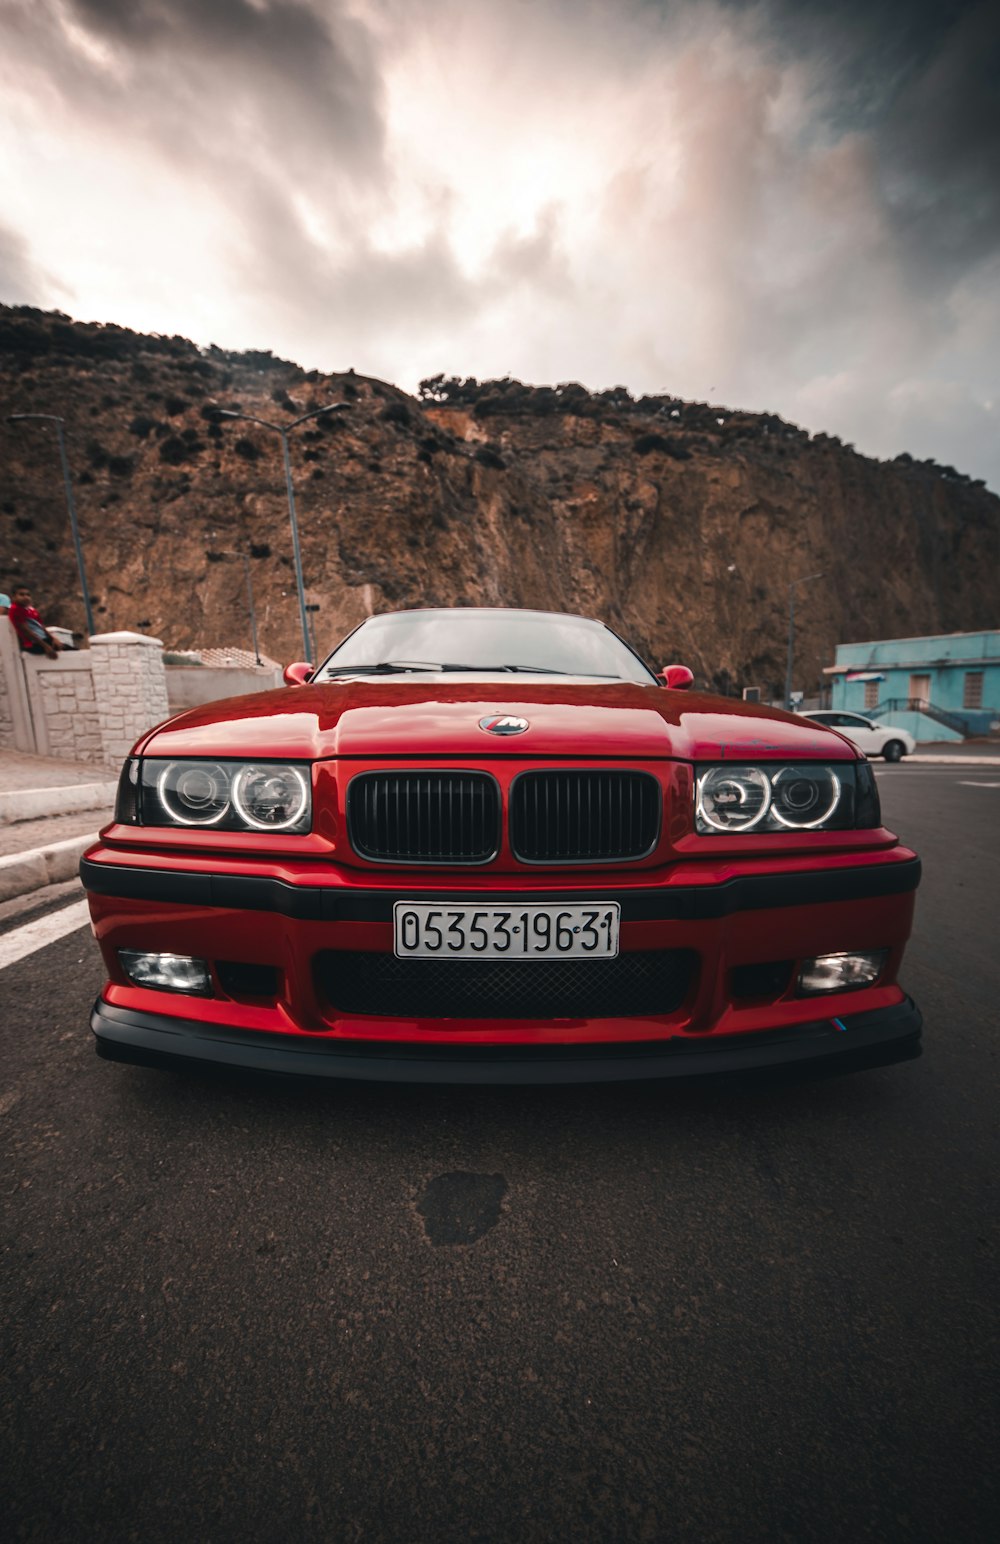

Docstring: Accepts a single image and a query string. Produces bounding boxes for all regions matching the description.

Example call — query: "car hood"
[139,680,854,762]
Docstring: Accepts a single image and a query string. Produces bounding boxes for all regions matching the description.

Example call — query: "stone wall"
[90,633,171,766]
[26,652,103,760]
[0,628,170,768]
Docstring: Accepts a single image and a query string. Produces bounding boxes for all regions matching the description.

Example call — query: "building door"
[909,674,931,708]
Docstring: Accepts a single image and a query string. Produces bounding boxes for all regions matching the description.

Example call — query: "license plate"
[393,902,621,959]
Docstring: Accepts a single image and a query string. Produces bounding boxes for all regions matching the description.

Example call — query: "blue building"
[823,629,1000,743]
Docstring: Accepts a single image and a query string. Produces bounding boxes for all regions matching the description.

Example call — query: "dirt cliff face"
[1,307,997,696]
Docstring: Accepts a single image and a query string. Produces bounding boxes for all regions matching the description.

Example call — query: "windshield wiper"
[320,660,448,676]
[473,663,622,677]
[320,660,621,678]
[460,662,571,674]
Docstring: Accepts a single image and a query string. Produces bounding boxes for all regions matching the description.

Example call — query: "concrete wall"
[0,623,290,769]
[166,664,283,711]
[0,626,170,768]
[870,708,964,744]
[0,627,16,749]
[0,620,40,753]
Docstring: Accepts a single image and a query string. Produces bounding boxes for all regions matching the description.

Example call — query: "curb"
[0,781,118,826]
[904,755,1000,766]
[0,832,98,903]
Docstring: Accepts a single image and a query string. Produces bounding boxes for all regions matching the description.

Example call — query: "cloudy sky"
[2,0,998,488]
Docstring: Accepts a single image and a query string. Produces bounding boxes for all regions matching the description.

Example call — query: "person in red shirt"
[8,584,62,659]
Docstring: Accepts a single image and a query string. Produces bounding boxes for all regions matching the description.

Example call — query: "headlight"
[696,766,771,832]
[695,762,878,834]
[138,759,312,833]
[158,761,232,826]
[231,764,309,831]
[769,766,841,828]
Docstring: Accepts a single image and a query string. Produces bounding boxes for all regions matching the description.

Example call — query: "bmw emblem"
[479,714,530,735]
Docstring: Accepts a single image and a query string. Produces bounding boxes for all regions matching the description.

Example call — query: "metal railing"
[866,697,974,736]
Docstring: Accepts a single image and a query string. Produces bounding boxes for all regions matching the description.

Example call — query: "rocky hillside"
[1,305,997,695]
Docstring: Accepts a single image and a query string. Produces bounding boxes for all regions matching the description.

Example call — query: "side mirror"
[656,664,694,690]
[283,661,313,687]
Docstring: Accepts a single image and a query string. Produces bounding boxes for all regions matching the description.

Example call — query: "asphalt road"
[1,768,997,1544]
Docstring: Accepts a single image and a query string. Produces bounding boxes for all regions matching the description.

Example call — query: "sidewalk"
[906,741,1000,765]
[0,751,116,903]
[0,748,118,793]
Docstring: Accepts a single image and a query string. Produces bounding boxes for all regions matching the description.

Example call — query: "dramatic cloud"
[1,0,998,487]
[0,222,54,304]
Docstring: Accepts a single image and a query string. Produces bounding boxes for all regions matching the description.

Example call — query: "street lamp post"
[215,404,350,660]
[785,572,824,710]
[6,413,96,636]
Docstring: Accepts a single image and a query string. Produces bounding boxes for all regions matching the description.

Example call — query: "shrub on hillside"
[159,434,200,465]
[128,414,159,439]
[633,433,691,459]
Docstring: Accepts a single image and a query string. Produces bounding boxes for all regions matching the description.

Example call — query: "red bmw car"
[82,608,922,1082]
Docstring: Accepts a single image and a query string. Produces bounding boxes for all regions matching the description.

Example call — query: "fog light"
[119,950,212,995]
[798,950,887,995]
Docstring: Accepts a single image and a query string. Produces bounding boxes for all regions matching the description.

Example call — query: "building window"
[863,681,879,709]
[963,672,984,709]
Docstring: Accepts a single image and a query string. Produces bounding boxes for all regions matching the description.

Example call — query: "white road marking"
[874,767,994,776]
[958,781,1000,788]
[0,900,92,972]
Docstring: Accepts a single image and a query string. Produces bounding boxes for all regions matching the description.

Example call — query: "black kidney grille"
[510,771,661,862]
[316,949,696,1020]
[348,772,500,863]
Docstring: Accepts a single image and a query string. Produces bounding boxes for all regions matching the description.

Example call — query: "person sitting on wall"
[8,584,63,659]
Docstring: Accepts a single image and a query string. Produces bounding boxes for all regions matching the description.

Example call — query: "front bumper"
[81,853,921,920]
[92,995,922,1084]
[82,842,922,1080]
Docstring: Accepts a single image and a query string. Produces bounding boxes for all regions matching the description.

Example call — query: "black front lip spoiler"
[80,854,921,922]
[92,996,922,1085]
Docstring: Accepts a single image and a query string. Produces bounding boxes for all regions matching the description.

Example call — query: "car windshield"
[313,609,657,684]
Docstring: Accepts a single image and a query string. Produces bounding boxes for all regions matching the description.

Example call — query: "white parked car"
[799,711,915,762]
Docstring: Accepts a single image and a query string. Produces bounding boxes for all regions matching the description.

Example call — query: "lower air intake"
[316,949,696,1020]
